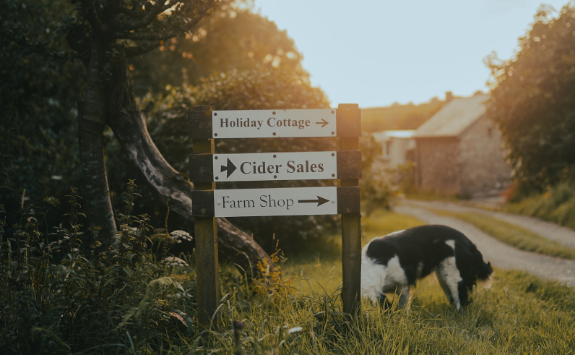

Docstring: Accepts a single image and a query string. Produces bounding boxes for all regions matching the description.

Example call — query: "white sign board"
[213,151,337,182]
[212,109,336,138]
[214,187,338,217]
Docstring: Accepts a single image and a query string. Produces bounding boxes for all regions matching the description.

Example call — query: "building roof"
[372,130,415,142]
[414,94,488,138]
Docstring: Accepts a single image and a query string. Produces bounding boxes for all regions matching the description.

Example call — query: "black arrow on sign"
[315,118,329,127]
[298,196,330,206]
[220,158,237,178]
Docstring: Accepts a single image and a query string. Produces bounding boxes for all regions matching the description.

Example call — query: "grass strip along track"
[428,208,575,260]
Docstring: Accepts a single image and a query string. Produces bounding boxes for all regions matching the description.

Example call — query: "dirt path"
[394,204,575,287]
[402,199,575,249]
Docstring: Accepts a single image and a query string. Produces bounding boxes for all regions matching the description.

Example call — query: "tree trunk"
[105,47,272,277]
[79,38,117,246]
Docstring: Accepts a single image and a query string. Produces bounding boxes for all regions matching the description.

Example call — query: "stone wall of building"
[415,137,461,195]
[458,116,511,197]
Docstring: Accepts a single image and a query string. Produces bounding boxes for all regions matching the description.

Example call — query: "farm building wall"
[458,116,511,197]
[415,137,461,195]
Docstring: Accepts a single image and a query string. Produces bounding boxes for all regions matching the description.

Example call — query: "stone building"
[414,94,511,197]
[372,130,415,171]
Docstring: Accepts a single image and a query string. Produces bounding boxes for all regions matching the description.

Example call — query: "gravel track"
[394,204,575,287]
[402,199,575,249]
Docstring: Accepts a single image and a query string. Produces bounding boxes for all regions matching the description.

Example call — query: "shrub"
[0,183,199,354]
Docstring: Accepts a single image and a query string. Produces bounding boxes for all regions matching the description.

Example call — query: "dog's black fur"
[361,225,493,310]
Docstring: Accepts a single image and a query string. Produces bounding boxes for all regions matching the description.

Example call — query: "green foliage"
[362,97,447,132]
[0,184,198,354]
[485,4,575,189]
[0,0,85,230]
[359,132,392,215]
[129,5,306,95]
[507,180,575,230]
[0,0,337,252]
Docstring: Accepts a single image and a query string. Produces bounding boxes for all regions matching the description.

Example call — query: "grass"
[173,210,575,354]
[428,208,575,260]
[507,181,575,230]
[4,205,575,354]
[402,190,462,202]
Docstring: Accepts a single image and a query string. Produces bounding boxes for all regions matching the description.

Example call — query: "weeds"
[507,181,575,230]
[0,183,197,354]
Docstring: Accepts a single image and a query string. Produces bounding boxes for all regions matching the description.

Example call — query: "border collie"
[361,225,493,311]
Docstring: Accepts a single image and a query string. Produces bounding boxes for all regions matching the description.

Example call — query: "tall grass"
[507,181,575,230]
[3,192,574,354]
[168,209,575,354]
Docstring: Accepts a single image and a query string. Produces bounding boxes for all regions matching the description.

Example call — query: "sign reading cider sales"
[188,151,362,183]
[213,151,337,181]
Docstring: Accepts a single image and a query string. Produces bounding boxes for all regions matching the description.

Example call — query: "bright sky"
[254,0,572,108]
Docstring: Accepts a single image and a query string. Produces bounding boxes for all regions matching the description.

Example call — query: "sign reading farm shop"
[192,186,360,218]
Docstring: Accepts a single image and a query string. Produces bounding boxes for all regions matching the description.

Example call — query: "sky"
[253,0,572,108]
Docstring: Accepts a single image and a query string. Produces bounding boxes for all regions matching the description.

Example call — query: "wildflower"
[288,326,302,334]
[170,230,193,243]
[162,256,189,267]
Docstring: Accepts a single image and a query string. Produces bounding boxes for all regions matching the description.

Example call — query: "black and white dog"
[361,225,493,311]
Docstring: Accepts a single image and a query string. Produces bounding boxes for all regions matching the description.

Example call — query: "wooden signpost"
[189,104,362,329]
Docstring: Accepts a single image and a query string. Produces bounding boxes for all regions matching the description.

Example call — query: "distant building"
[372,130,415,171]
[413,94,511,198]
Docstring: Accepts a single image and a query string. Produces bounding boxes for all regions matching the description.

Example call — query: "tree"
[485,4,575,190]
[2,0,274,275]
[128,5,306,95]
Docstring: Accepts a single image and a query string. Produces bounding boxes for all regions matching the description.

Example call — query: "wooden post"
[338,103,362,317]
[189,105,220,330]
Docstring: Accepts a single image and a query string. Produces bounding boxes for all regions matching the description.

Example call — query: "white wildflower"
[162,257,189,267]
[288,326,302,334]
[170,230,193,242]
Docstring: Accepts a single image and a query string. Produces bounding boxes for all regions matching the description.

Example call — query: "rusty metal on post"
[189,105,220,329]
[337,103,362,317]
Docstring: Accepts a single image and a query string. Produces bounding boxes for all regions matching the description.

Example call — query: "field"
[3,210,574,354]
[173,211,575,354]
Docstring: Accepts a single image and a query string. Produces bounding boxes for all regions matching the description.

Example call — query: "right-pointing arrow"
[298,196,330,206]
[315,118,329,127]
[220,158,237,178]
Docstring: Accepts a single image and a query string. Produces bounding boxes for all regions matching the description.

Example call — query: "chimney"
[445,91,453,102]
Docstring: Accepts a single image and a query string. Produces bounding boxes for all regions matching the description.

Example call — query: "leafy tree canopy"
[129,4,307,96]
[485,4,575,190]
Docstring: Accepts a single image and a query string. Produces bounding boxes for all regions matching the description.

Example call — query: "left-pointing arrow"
[298,196,330,206]
[220,158,237,178]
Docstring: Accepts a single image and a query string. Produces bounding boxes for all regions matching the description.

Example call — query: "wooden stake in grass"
[190,105,220,330]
